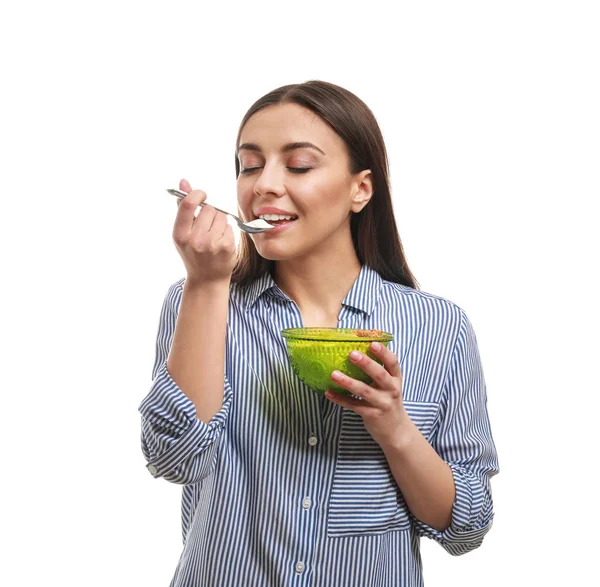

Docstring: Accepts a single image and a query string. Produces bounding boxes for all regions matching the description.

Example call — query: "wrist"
[380,410,420,456]
[184,276,231,293]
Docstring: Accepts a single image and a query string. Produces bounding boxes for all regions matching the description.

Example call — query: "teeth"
[258,213,297,221]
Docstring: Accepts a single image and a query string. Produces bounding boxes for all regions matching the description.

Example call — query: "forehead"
[239,103,345,153]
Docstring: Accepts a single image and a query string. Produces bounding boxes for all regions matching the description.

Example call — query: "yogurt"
[244,218,274,229]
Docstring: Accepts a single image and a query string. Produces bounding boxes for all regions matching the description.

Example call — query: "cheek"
[236,185,253,216]
[304,184,349,217]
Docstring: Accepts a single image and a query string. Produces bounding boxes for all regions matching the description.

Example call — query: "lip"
[253,206,298,218]
[260,218,298,235]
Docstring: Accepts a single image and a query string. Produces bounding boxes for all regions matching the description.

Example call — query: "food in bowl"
[354,328,384,337]
[280,327,394,395]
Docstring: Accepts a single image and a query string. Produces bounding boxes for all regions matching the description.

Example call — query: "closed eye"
[239,167,312,175]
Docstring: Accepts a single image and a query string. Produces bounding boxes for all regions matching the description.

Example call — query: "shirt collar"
[243,270,279,311]
[243,264,383,317]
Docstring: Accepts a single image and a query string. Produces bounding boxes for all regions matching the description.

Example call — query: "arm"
[138,279,233,485]
[167,278,231,423]
[408,311,499,555]
[326,309,499,554]
[380,416,456,532]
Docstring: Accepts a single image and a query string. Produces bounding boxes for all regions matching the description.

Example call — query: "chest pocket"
[326,400,439,537]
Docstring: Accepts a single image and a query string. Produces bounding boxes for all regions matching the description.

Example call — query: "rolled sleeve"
[412,310,499,555]
[138,280,232,485]
[139,362,232,484]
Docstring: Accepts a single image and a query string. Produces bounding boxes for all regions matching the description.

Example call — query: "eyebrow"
[237,141,326,156]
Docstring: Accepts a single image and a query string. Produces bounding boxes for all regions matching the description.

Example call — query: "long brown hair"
[231,80,419,290]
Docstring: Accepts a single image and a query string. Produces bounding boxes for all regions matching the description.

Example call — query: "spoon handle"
[166,188,188,198]
[166,189,230,216]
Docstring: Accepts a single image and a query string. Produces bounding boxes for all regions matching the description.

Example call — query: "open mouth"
[256,215,299,225]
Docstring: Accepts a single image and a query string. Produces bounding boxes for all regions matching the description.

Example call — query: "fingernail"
[371,342,381,352]
[349,351,361,360]
[331,371,343,380]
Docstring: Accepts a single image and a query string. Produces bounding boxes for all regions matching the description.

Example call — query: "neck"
[272,249,362,323]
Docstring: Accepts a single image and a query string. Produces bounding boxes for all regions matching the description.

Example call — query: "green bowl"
[281,327,394,395]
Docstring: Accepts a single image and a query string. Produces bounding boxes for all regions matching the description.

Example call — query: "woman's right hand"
[172,178,237,286]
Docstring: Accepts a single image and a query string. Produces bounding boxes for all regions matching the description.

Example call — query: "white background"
[1,1,598,585]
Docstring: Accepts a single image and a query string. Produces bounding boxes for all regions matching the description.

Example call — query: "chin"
[257,244,318,264]
[257,251,293,262]
[254,243,295,261]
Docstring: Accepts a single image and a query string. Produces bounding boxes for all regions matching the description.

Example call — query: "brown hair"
[231,80,419,290]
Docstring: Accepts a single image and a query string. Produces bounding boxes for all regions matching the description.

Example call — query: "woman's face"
[237,102,372,262]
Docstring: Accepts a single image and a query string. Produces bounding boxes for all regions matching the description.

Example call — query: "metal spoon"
[166,189,274,233]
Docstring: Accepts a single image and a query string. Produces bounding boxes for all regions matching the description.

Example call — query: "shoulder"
[228,280,250,308]
[162,277,186,310]
[381,279,468,322]
[167,277,187,294]
[379,281,482,373]
[380,281,483,362]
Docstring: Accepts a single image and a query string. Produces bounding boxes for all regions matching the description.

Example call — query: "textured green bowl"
[281,327,394,395]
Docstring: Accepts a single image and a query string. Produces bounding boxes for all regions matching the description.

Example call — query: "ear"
[350,169,374,213]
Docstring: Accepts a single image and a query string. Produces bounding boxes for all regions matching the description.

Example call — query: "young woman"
[139,80,499,587]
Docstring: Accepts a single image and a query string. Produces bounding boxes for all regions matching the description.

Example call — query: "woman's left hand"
[325,342,410,450]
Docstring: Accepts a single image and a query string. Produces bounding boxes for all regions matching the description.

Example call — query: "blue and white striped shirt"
[139,264,499,586]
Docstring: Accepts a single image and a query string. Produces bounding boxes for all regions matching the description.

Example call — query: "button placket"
[294,432,319,578]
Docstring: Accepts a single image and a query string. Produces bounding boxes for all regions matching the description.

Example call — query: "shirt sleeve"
[411,309,499,555]
[138,280,233,485]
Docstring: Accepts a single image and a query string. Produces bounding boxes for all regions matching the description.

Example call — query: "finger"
[191,203,231,238]
[204,208,229,239]
[192,204,220,234]
[367,343,402,379]
[330,369,375,402]
[215,215,234,242]
[174,189,208,235]
[176,179,191,208]
[216,224,237,255]
[347,350,395,390]
[324,389,378,418]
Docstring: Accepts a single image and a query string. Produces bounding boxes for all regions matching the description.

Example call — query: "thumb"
[179,178,192,193]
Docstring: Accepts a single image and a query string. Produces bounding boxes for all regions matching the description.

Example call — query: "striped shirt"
[139,264,499,586]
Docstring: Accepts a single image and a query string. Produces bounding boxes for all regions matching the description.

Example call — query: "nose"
[253,162,286,198]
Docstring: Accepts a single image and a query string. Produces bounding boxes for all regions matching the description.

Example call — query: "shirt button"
[302,497,312,510]
[147,464,158,475]
[308,436,318,446]
[295,561,305,573]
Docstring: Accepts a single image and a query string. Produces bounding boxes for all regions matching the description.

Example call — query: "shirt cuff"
[411,463,494,554]
[139,361,231,482]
